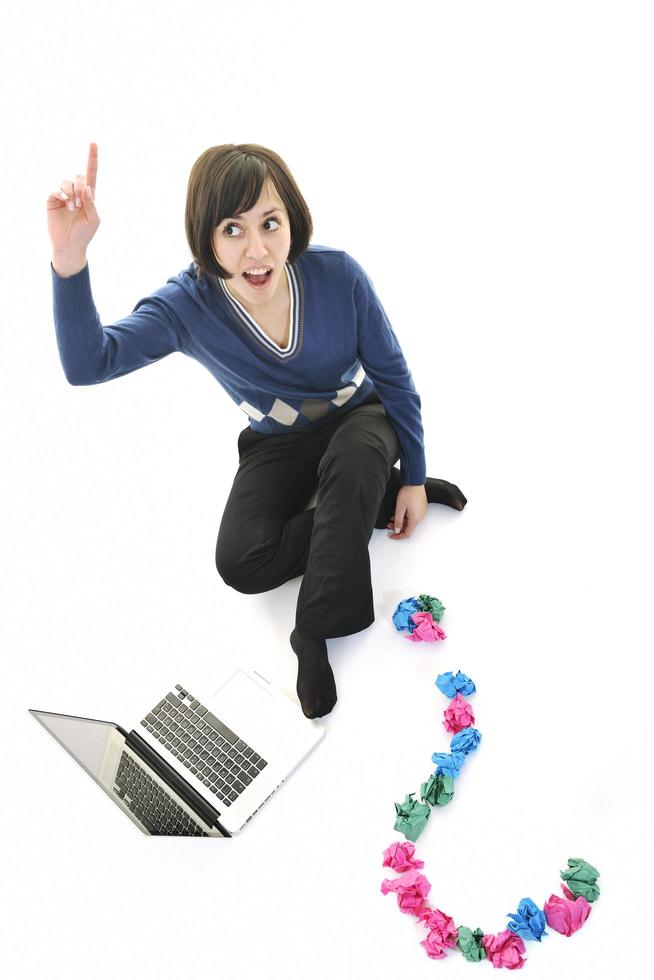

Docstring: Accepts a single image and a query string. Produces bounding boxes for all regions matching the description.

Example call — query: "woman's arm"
[51,260,183,385]
[349,255,427,487]
[48,142,182,386]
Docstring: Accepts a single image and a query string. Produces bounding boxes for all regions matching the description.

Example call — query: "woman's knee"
[318,436,395,486]
[215,538,276,595]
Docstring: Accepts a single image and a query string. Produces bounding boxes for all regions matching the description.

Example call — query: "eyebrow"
[225,207,281,221]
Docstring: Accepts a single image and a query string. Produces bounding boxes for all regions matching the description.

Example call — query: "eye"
[222,216,282,237]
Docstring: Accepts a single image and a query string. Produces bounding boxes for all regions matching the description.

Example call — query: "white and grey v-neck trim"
[218,264,301,359]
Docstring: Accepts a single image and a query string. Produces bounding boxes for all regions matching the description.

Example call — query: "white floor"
[3,3,652,978]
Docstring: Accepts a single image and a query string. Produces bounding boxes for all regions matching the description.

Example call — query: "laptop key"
[202,709,238,745]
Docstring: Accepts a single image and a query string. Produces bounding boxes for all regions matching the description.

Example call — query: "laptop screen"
[30,710,119,792]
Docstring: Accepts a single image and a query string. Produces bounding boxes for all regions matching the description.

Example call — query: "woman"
[47,142,466,720]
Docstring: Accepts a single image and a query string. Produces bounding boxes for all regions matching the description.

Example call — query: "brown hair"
[185,143,313,282]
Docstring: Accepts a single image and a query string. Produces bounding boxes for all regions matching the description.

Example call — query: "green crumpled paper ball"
[420,772,455,808]
[457,926,487,962]
[561,857,601,902]
[417,594,445,623]
[394,793,431,842]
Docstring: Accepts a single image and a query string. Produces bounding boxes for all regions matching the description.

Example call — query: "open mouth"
[242,268,273,287]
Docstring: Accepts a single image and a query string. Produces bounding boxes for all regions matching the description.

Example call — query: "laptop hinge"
[125,729,231,837]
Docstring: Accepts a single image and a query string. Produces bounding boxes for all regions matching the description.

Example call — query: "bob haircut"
[185,143,313,282]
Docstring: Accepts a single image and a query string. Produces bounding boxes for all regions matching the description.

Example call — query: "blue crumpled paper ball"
[506,898,548,942]
[431,750,466,780]
[450,727,481,757]
[435,670,476,698]
[392,597,422,633]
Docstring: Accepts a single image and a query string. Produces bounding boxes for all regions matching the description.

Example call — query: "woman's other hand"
[387,484,428,540]
[47,142,100,264]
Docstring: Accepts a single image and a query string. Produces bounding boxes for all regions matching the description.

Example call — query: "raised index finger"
[86,142,98,191]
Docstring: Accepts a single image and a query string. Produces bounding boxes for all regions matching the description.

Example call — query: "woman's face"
[212,177,292,307]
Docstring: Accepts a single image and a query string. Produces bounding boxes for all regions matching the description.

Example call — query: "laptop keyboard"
[140,684,268,807]
[113,750,208,836]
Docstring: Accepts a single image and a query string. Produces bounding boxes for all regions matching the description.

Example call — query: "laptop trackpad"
[208,670,306,759]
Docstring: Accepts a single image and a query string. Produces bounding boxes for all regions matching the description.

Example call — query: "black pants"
[215,393,401,640]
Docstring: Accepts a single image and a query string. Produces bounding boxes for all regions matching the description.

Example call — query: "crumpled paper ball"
[382,840,424,872]
[482,929,527,970]
[419,907,458,945]
[417,593,445,622]
[457,926,487,962]
[420,772,455,808]
[450,726,481,756]
[560,858,600,903]
[393,793,431,842]
[544,885,592,936]
[443,693,475,734]
[405,611,447,643]
[506,897,548,942]
[431,750,466,780]
[436,670,476,698]
[381,868,432,916]
[420,930,449,959]
[392,597,422,633]
[419,908,458,959]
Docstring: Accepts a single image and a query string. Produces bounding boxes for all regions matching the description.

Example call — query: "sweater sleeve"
[348,255,427,485]
[51,261,183,385]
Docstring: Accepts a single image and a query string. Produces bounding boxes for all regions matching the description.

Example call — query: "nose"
[244,228,268,260]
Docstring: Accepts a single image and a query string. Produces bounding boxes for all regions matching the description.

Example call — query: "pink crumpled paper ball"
[380,869,432,916]
[405,611,447,643]
[443,693,476,734]
[482,929,527,970]
[418,907,459,959]
[420,929,449,959]
[544,885,592,936]
[382,840,424,872]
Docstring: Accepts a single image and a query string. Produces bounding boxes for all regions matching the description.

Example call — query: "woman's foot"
[290,627,337,719]
[424,477,467,511]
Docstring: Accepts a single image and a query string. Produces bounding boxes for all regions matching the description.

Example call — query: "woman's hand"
[386,484,428,540]
[47,142,100,263]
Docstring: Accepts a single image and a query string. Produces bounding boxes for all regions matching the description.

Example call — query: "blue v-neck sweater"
[51,244,426,485]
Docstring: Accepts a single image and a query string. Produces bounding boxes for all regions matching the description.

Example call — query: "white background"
[1,2,652,977]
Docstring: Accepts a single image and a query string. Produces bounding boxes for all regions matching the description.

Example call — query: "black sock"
[290,628,337,719]
[374,468,467,528]
[424,477,467,510]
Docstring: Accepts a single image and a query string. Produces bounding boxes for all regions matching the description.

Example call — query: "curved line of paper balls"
[383,598,601,970]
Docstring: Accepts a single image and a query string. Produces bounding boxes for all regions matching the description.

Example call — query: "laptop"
[29,668,325,836]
